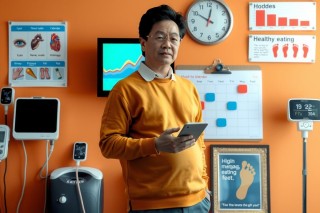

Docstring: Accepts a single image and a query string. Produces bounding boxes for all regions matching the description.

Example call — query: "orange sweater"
[99,71,208,210]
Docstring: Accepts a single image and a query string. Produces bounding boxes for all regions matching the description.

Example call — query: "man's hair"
[139,5,186,40]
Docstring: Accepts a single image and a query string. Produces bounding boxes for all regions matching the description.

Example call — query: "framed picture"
[210,145,270,213]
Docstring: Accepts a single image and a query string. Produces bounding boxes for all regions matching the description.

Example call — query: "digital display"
[15,99,59,132]
[97,38,174,97]
[74,143,87,160]
[1,88,13,104]
[0,131,4,143]
[97,38,143,97]
[288,99,320,121]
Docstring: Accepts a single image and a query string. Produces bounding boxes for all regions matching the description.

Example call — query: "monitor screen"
[13,97,60,140]
[97,37,175,97]
[97,38,144,97]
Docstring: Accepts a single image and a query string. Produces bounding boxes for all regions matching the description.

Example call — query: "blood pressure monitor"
[288,99,320,121]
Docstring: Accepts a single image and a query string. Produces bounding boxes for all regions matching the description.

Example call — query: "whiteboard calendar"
[176,65,263,141]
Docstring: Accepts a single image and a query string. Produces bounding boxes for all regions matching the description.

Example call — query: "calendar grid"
[176,66,263,140]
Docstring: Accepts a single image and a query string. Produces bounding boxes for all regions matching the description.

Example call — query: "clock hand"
[206,9,212,27]
[198,14,214,24]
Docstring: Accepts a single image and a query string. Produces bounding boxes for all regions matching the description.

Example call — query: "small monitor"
[97,38,144,97]
[97,38,175,97]
[13,97,60,140]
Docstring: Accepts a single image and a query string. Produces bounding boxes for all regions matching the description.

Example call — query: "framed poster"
[8,21,68,87]
[210,145,270,213]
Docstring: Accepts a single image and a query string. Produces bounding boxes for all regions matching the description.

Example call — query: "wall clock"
[185,0,233,45]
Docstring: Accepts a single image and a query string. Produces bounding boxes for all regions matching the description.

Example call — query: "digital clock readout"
[289,99,320,121]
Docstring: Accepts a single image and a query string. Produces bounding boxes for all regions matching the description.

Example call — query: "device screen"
[0,131,4,143]
[289,99,320,121]
[1,88,13,105]
[74,143,87,160]
[14,99,59,133]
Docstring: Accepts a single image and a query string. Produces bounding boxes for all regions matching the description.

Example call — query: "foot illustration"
[282,44,288,58]
[293,44,299,58]
[236,161,256,200]
[303,44,309,58]
[272,44,278,58]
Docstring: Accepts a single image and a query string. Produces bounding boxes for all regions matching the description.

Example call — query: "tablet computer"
[178,122,208,141]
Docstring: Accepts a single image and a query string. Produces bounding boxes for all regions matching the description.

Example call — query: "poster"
[211,145,270,213]
[249,34,315,63]
[8,21,68,87]
[249,2,316,31]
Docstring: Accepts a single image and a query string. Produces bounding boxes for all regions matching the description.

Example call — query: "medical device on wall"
[0,87,13,159]
[0,125,10,160]
[1,87,15,106]
[13,97,60,140]
[1,86,15,126]
[288,99,320,122]
[73,142,88,162]
[288,98,320,213]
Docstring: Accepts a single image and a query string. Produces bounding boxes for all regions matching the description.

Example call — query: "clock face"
[288,99,320,121]
[186,0,233,45]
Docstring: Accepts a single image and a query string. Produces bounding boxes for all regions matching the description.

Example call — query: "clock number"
[207,2,212,7]
[193,26,198,32]
[207,35,212,41]
[304,104,312,110]
[296,104,302,110]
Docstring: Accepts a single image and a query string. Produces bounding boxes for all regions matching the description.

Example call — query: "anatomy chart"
[8,22,68,87]
[249,35,315,63]
[176,66,263,141]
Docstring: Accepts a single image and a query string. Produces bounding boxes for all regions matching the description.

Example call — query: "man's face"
[141,20,181,71]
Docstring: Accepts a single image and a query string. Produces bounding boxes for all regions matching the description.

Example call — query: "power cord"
[73,142,88,213]
[76,161,86,213]
[1,86,15,213]
[16,140,27,213]
[3,105,9,213]
[39,140,54,213]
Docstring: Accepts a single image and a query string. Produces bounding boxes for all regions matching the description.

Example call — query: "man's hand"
[155,127,195,153]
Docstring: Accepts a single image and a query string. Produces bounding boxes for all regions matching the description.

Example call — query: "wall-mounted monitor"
[13,97,60,141]
[97,38,144,97]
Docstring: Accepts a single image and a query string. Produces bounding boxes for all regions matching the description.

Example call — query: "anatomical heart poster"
[8,21,68,87]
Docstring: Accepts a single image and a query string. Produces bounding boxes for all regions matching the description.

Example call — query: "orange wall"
[0,0,319,212]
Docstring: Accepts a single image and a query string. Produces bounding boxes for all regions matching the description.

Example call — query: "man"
[99,4,211,212]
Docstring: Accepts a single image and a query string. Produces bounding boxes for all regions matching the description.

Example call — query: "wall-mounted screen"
[97,38,144,97]
[13,97,60,140]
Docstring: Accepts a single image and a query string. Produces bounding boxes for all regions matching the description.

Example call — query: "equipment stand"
[298,121,313,213]
[302,137,307,213]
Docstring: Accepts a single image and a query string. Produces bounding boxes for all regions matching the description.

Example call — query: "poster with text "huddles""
[249,35,315,63]
[8,21,68,87]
